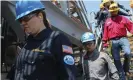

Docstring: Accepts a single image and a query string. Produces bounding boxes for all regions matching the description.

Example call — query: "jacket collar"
[84,49,100,60]
[27,28,53,41]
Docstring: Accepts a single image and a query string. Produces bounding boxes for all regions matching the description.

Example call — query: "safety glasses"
[18,13,37,23]
[83,41,94,46]
[109,6,118,10]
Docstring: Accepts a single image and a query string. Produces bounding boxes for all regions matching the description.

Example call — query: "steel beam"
[2,1,90,46]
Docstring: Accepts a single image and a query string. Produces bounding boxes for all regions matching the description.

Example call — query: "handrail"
[90,11,96,16]
[129,10,133,21]
[89,11,103,52]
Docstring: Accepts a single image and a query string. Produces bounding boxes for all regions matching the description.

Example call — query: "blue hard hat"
[15,0,45,20]
[80,32,95,43]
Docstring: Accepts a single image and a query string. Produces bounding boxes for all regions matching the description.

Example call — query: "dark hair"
[41,10,50,28]
[32,10,50,28]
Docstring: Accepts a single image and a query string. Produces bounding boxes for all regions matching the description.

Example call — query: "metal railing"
[89,11,103,52]
[129,10,133,21]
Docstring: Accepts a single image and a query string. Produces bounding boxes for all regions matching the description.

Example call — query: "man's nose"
[86,45,91,48]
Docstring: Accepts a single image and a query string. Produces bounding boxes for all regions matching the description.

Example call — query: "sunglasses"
[83,41,94,46]
[18,13,37,23]
[109,6,118,10]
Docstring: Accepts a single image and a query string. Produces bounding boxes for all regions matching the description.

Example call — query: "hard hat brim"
[109,8,120,12]
[82,39,95,43]
[16,8,45,20]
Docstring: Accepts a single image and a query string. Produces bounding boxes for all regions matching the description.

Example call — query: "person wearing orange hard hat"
[100,3,105,9]
[101,0,131,16]
[95,3,109,27]
[95,3,109,38]
[108,3,120,16]
[103,3,133,80]
[102,0,111,9]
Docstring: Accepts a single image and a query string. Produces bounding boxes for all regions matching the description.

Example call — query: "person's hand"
[126,9,130,13]
[111,72,119,80]
[127,10,132,16]
[129,14,132,16]
[102,41,109,52]
[103,42,109,48]
[103,47,108,52]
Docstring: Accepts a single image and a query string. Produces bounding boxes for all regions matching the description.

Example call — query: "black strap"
[82,53,90,80]
[46,31,60,51]
[83,60,90,80]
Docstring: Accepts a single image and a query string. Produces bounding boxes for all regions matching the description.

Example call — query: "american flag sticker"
[62,45,73,54]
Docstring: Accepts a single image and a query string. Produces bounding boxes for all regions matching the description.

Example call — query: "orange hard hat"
[100,3,104,9]
[102,0,110,4]
[130,0,133,8]
[109,3,120,12]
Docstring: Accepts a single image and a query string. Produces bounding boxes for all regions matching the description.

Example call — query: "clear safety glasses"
[18,13,37,23]
[83,41,94,46]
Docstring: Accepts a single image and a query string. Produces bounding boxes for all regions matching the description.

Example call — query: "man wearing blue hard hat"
[7,0,76,80]
[80,32,119,80]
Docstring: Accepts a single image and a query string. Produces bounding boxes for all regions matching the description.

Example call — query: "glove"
[126,9,130,12]
[129,14,132,16]
[102,41,109,52]
[111,72,119,80]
